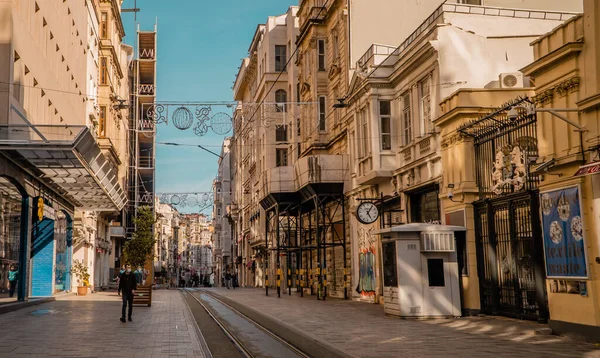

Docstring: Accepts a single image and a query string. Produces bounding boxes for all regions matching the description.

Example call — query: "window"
[296,117,300,137]
[380,101,391,150]
[382,242,398,287]
[99,106,106,138]
[402,93,412,145]
[410,185,440,223]
[296,82,300,103]
[318,96,326,131]
[427,259,445,287]
[100,57,108,85]
[275,45,287,72]
[100,12,108,39]
[276,148,288,167]
[333,34,339,61]
[419,76,432,136]
[318,39,326,71]
[457,0,481,4]
[275,89,287,112]
[360,109,369,158]
[275,125,287,142]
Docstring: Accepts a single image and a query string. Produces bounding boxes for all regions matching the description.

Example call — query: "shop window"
[427,259,445,287]
[382,242,398,287]
[380,100,391,150]
[0,177,24,301]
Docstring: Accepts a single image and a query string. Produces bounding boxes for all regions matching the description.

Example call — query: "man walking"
[118,264,137,323]
[117,265,125,296]
[8,264,18,298]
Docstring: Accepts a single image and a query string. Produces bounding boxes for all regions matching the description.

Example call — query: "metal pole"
[316,197,322,300]
[299,206,304,297]
[309,209,313,296]
[276,206,280,298]
[265,211,269,296]
[342,195,348,300]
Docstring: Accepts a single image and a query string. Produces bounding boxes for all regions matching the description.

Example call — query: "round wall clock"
[356,202,379,225]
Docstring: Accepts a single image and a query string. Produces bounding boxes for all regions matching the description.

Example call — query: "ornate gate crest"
[491,145,527,195]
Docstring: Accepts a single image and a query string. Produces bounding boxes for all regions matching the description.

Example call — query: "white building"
[213,138,232,286]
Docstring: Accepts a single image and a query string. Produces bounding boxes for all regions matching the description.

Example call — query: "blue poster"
[540,186,587,278]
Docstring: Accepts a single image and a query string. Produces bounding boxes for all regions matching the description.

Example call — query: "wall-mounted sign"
[574,161,600,177]
[540,186,587,279]
[34,197,55,221]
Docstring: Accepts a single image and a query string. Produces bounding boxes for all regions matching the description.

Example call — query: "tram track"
[183,288,310,358]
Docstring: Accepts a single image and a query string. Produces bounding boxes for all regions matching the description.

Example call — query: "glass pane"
[380,101,391,116]
[382,134,391,150]
[0,178,22,303]
[427,259,445,287]
[382,242,398,287]
[381,117,390,133]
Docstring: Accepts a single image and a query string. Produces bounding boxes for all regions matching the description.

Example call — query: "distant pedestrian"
[225,271,231,289]
[7,264,18,298]
[118,265,137,323]
[134,266,143,285]
[117,266,125,296]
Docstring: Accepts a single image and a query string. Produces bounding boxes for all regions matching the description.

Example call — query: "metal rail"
[183,289,253,358]
[184,289,309,358]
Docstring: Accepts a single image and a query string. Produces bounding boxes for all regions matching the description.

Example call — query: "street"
[0,289,598,358]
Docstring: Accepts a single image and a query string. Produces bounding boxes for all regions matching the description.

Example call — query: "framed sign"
[540,186,588,279]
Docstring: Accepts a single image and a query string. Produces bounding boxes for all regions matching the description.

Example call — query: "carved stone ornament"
[441,132,467,149]
[490,145,527,195]
[533,76,580,104]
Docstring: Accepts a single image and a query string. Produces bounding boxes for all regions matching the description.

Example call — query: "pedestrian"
[7,264,18,298]
[134,266,143,285]
[225,271,231,289]
[118,264,137,323]
[117,265,125,296]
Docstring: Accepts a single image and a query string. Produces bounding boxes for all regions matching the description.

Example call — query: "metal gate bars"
[474,192,548,321]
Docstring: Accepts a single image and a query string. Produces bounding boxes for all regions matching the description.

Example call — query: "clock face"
[356,202,379,224]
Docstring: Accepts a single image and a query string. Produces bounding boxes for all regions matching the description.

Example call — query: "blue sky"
[122,0,294,213]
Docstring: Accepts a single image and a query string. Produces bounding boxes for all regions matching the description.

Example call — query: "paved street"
[204,287,600,358]
[0,290,206,358]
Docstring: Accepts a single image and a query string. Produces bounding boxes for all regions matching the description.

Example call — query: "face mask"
[127,269,131,273]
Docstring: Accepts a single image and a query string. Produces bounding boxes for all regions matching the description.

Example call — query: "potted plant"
[71,259,90,296]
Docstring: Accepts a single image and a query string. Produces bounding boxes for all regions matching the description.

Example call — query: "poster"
[540,186,587,279]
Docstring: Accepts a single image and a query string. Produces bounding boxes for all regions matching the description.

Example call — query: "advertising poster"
[540,186,587,279]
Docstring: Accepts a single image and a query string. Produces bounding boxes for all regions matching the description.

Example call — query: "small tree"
[71,259,90,287]
[123,206,156,268]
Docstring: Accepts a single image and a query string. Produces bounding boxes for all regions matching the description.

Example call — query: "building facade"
[0,0,128,300]
[231,6,300,289]
[212,139,232,287]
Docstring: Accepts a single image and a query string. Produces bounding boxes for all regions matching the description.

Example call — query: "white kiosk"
[374,224,466,318]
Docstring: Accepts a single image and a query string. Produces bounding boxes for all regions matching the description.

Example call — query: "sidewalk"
[0,290,206,357]
[207,287,600,358]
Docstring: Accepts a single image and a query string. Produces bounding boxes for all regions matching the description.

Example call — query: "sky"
[121,0,295,213]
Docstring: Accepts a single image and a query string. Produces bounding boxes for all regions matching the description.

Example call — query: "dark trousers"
[8,281,16,298]
[121,292,133,319]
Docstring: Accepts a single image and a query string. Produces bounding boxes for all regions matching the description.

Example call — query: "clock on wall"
[356,202,379,225]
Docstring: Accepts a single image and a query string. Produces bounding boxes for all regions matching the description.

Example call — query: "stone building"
[0,0,129,300]
[212,138,232,287]
[231,7,300,289]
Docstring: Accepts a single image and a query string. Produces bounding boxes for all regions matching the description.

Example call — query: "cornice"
[532,76,580,106]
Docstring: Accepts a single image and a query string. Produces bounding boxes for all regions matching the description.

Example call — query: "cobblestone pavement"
[208,287,600,358]
[0,290,206,358]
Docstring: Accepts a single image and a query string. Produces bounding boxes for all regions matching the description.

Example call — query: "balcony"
[259,166,296,210]
[299,0,328,37]
[294,154,350,194]
[109,226,126,238]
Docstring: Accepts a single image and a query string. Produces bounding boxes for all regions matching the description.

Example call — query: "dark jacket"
[119,272,137,295]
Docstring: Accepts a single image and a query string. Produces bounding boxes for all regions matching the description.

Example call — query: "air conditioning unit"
[499,72,524,88]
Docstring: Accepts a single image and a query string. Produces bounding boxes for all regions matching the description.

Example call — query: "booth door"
[421,254,455,316]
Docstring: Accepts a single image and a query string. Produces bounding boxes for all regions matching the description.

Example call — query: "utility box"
[375,224,465,318]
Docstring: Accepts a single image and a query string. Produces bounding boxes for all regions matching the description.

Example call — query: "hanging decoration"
[157,192,214,212]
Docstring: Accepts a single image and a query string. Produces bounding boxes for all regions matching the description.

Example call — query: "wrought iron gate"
[474,193,547,321]
[458,97,548,321]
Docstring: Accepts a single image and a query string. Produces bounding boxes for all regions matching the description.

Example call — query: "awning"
[574,161,600,177]
[0,122,127,211]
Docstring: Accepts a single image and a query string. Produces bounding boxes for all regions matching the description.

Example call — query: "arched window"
[275,90,287,112]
